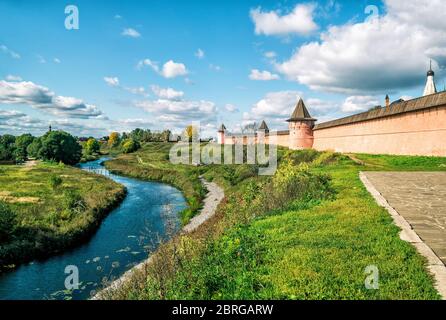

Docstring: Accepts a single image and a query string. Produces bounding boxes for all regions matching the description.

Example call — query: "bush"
[84,138,100,155]
[49,175,63,190]
[0,202,17,243]
[121,139,141,154]
[62,190,87,218]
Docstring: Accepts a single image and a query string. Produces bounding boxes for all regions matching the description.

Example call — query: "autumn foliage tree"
[108,132,120,147]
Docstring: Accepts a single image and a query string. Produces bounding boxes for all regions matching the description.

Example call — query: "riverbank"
[93,177,224,299]
[0,161,126,270]
[101,145,443,300]
[104,143,206,225]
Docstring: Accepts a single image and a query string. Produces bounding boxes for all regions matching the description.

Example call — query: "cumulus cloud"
[151,85,184,100]
[137,59,188,78]
[121,28,141,38]
[250,3,318,36]
[341,96,381,113]
[0,45,20,59]
[54,58,61,64]
[0,109,109,136]
[0,80,105,119]
[276,0,446,94]
[134,98,217,130]
[249,69,280,81]
[195,48,205,59]
[251,91,301,120]
[104,76,120,87]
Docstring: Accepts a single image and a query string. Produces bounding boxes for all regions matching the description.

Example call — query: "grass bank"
[102,145,444,300]
[105,143,207,224]
[0,161,126,270]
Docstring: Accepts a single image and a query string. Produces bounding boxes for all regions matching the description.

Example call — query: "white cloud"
[114,14,122,19]
[0,45,20,59]
[250,3,318,36]
[137,59,188,78]
[161,60,188,78]
[224,104,238,113]
[5,75,22,81]
[195,48,205,59]
[121,28,141,38]
[0,80,105,119]
[104,76,120,87]
[54,58,61,64]
[341,95,380,113]
[264,51,276,58]
[276,0,446,94]
[37,55,46,64]
[249,69,280,81]
[151,85,184,100]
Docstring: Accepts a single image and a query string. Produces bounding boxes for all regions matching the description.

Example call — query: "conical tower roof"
[218,123,226,132]
[287,99,316,122]
[258,120,269,131]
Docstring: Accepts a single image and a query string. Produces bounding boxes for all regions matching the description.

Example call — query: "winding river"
[0,158,187,300]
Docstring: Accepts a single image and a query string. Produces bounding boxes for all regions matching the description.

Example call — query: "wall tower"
[287,99,317,150]
[423,60,437,96]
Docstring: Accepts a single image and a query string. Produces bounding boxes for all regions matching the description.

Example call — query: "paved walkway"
[363,172,446,265]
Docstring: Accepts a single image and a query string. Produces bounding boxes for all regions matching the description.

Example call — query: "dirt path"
[92,177,224,299]
[182,178,224,233]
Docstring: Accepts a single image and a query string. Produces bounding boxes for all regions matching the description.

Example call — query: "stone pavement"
[363,172,446,265]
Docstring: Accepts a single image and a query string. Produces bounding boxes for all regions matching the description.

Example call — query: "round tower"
[287,99,317,150]
[217,123,226,144]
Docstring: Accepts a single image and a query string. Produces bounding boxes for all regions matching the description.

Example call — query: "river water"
[0,158,186,300]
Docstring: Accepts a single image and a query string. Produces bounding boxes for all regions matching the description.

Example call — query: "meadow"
[103,143,446,300]
[0,161,126,270]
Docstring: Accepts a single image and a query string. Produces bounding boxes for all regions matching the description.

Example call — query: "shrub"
[49,175,63,190]
[0,202,17,243]
[62,190,87,217]
[121,139,141,154]
[84,138,100,155]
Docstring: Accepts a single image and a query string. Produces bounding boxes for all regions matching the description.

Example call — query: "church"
[218,64,446,157]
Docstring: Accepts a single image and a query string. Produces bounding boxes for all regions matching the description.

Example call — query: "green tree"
[0,201,17,243]
[121,138,141,154]
[27,138,42,158]
[38,131,82,165]
[84,138,100,155]
[14,133,35,161]
[0,135,16,161]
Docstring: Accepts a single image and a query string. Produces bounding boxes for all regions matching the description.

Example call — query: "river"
[0,158,187,300]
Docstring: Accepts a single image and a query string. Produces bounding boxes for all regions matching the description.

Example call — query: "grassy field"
[103,143,445,300]
[0,161,126,270]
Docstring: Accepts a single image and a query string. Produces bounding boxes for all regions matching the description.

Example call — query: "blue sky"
[0,0,444,137]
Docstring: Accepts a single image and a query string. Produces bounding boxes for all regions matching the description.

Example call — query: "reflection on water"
[0,158,186,300]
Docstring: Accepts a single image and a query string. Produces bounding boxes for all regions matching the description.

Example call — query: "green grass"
[104,146,443,300]
[0,161,126,270]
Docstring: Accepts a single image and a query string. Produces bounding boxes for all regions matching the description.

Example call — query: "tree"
[108,132,120,147]
[84,138,100,155]
[0,201,17,243]
[0,135,16,161]
[38,131,82,165]
[121,139,140,154]
[14,133,35,161]
[184,126,198,142]
[27,138,42,158]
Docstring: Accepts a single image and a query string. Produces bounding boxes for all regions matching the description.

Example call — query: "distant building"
[219,65,446,156]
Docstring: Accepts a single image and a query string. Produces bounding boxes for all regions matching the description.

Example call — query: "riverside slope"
[93,177,224,299]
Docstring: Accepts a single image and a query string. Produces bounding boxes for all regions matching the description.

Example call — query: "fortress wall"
[313,106,446,156]
[223,133,290,148]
